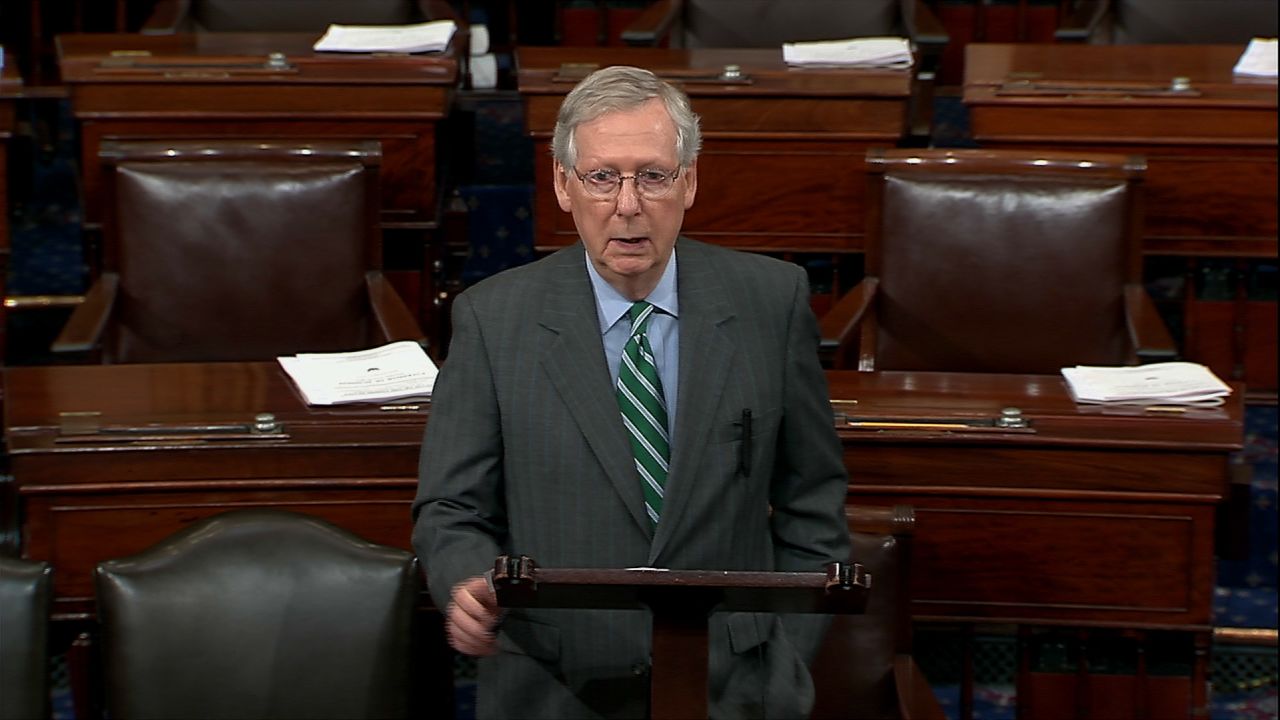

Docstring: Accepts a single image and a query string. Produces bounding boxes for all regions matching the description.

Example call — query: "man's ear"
[553,161,574,212]
[681,159,698,210]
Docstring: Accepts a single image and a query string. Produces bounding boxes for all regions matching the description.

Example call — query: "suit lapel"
[650,240,736,562]
[537,246,653,537]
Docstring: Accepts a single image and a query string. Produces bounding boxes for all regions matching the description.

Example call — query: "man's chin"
[606,258,654,276]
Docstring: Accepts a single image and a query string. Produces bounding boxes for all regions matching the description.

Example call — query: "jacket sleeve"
[771,264,852,662]
[411,291,507,611]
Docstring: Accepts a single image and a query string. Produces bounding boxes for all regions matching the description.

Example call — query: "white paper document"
[1233,37,1278,78]
[313,20,457,54]
[279,341,438,406]
[782,36,913,68]
[1061,362,1232,407]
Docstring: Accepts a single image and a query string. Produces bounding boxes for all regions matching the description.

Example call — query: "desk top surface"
[827,369,1242,450]
[4,363,1242,453]
[516,46,912,98]
[964,43,1277,108]
[57,33,458,84]
[4,362,428,454]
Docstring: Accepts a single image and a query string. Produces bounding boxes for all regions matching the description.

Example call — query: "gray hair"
[551,65,702,170]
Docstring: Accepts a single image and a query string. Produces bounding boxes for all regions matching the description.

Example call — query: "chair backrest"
[100,139,383,362]
[95,509,420,720]
[676,0,902,48]
[864,148,1146,374]
[1110,0,1276,44]
[168,0,431,32]
[0,557,53,720]
[810,506,915,720]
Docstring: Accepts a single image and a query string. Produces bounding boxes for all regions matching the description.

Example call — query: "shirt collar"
[586,248,680,334]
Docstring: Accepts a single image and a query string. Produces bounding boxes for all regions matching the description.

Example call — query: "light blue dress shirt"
[587,250,680,438]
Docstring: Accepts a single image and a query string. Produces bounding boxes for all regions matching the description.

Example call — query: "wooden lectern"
[491,555,869,720]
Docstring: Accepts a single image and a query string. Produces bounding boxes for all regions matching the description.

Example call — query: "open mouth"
[613,236,649,245]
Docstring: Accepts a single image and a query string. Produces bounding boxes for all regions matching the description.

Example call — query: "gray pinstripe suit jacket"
[412,238,851,719]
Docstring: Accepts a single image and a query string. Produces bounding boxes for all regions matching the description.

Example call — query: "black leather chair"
[811,506,944,720]
[95,509,421,720]
[820,148,1177,373]
[619,0,947,145]
[142,0,462,34]
[0,557,53,720]
[53,139,425,363]
[1056,0,1277,44]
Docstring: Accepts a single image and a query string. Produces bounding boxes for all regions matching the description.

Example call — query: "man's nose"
[614,178,642,215]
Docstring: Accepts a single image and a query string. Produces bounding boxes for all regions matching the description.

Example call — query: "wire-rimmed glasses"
[572,167,683,200]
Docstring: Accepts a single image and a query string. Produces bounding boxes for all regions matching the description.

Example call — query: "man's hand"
[445,575,501,656]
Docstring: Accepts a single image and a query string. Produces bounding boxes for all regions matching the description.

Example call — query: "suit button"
[631,662,649,676]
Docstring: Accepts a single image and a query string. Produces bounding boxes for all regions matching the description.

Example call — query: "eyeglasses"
[572,167,683,200]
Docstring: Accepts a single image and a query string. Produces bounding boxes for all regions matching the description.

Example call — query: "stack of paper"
[1061,362,1232,407]
[279,341,438,406]
[782,36,913,68]
[313,20,457,54]
[1233,37,1278,78]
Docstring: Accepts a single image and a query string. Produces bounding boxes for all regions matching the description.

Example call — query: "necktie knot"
[627,301,656,336]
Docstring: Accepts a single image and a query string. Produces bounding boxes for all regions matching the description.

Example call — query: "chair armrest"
[893,655,947,720]
[366,271,428,350]
[621,0,682,46]
[1054,0,1108,43]
[52,274,119,354]
[1124,284,1178,364]
[140,0,191,34]
[818,278,878,368]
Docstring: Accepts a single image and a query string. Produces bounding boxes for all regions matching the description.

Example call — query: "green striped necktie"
[617,301,670,529]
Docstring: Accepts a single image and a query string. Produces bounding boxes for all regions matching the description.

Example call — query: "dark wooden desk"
[3,363,446,719]
[55,33,458,340]
[516,46,912,255]
[4,362,426,618]
[828,369,1241,627]
[8,363,1241,619]
[6,363,1243,717]
[963,43,1278,396]
[827,369,1243,719]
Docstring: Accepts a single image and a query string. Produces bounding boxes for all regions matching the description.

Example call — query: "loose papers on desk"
[782,36,912,68]
[313,20,457,54]
[1233,37,1278,78]
[279,341,438,406]
[1061,362,1232,408]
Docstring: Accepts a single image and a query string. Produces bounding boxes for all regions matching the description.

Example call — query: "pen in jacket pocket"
[737,409,752,477]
